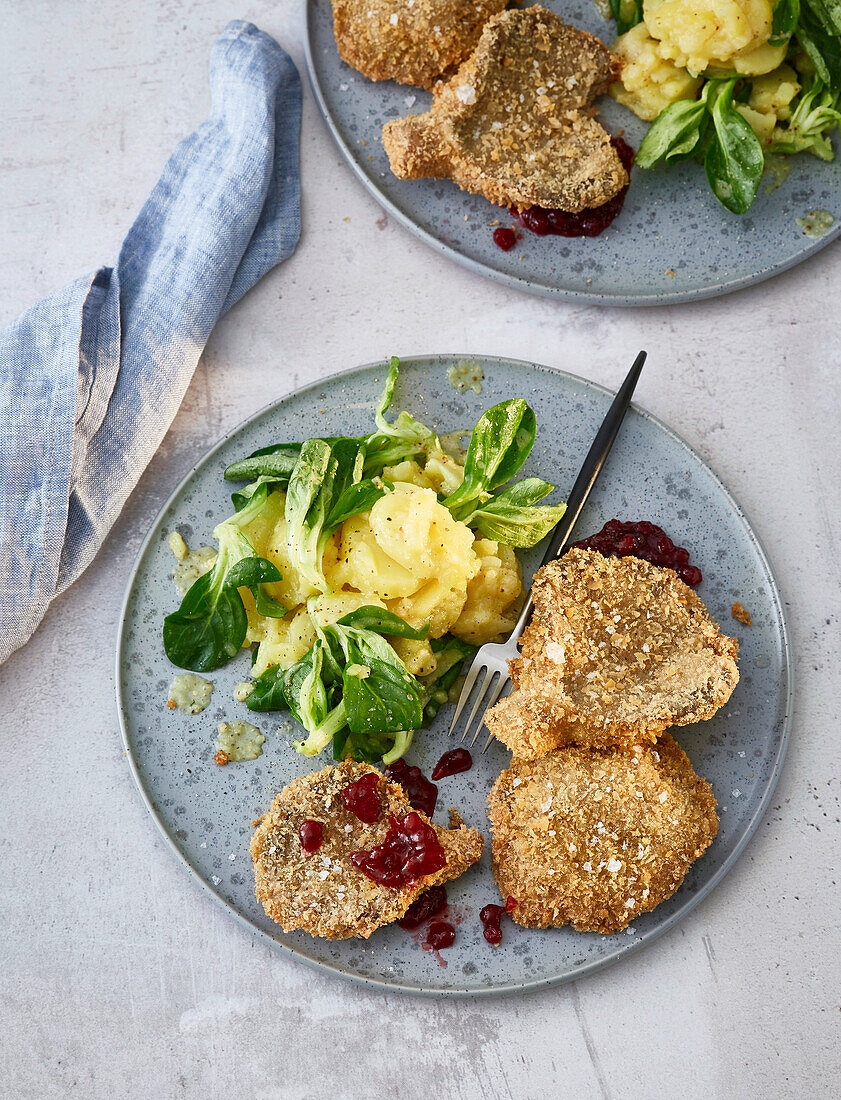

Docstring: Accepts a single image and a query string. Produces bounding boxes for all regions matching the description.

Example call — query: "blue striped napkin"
[0,21,301,664]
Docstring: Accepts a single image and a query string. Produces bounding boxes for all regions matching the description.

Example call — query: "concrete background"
[1,2,839,1097]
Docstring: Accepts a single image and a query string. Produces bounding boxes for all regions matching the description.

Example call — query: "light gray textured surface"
[0,2,839,1097]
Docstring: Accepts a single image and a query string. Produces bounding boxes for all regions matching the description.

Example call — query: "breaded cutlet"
[484,548,739,760]
[382,6,627,213]
[250,761,484,939]
[332,0,508,90]
[488,733,719,933]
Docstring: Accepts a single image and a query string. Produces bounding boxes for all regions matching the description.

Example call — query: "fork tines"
[447,666,507,748]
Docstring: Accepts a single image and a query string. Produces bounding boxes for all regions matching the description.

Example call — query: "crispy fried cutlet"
[250,761,484,939]
[382,6,627,213]
[488,734,719,933]
[485,548,739,760]
[332,0,508,90]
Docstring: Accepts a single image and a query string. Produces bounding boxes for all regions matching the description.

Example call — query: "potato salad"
[162,359,566,765]
[606,0,841,212]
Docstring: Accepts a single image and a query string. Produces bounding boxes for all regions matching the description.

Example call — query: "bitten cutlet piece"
[332,0,508,90]
[488,734,719,933]
[485,548,739,760]
[250,761,484,939]
[382,6,627,213]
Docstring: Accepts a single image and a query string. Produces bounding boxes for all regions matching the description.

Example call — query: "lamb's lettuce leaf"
[284,439,388,593]
[163,485,285,671]
[442,398,536,521]
[770,74,841,158]
[468,478,567,548]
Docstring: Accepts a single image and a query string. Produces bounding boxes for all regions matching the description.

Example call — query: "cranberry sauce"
[397,885,448,930]
[350,812,447,888]
[499,136,634,247]
[340,772,381,824]
[384,759,438,818]
[425,921,456,950]
[432,748,473,781]
[572,519,702,588]
[492,226,517,251]
[298,819,324,853]
[480,896,517,945]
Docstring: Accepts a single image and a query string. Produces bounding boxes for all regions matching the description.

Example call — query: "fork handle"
[509,350,647,637]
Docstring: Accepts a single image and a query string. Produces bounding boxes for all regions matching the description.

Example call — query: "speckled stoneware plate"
[304,0,840,305]
[117,356,792,996]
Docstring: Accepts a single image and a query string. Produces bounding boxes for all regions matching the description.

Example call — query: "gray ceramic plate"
[304,0,840,305]
[117,355,791,995]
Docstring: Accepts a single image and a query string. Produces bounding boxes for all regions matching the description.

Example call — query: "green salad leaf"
[163,486,284,671]
[468,478,568,547]
[290,607,425,758]
[608,0,644,35]
[244,663,288,711]
[637,81,764,215]
[163,570,248,673]
[223,443,302,487]
[340,637,423,738]
[770,74,841,158]
[284,642,348,756]
[442,399,536,520]
[332,606,429,639]
[226,556,287,618]
[284,438,387,593]
[636,86,712,168]
[704,80,765,215]
[771,0,801,42]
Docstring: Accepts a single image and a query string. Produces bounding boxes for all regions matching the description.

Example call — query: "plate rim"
[302,0,840,307]
[115,354,794,997]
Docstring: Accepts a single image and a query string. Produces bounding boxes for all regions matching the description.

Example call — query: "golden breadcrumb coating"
[382,6,626,213]
[250,761,484,939]
[332,0,508,90]
[485,548,739,760]
[488,734,719,933]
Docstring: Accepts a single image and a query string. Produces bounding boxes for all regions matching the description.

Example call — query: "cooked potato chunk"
[643,0,773,75]
[451,540,523,643]
[241,490,319,610]
[329,483,479,618]
[387,573,475,639]
[610,24,702,121]
[389,636,439,676]
[251,606,317,676]
[736,64,801,143]
[726,38,787,76]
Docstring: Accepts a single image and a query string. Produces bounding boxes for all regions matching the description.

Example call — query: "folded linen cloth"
[0,20,301,666]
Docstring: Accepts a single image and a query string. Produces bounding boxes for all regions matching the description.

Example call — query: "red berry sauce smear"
[350,812,447,888]
[480,896,518,945]
[298,819,324,853]
[383,759,438,818]
[431,748,473,781]
[340,772,381,824]
[492,226,517,251]
[397,885,448,930]
[496,136,634,248]
[425,921,456,950]
[572,520,702,588]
